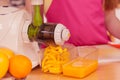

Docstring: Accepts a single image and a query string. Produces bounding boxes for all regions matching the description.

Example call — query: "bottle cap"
[31,0,43,5]
[62,29,70,41]
[54,24,70,45]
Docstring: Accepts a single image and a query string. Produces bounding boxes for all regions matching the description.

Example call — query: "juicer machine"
[0,6,39,68]
[0,2,70,68]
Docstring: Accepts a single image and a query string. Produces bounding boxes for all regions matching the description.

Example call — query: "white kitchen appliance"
[0,6,70,68]
[0,6,39,68]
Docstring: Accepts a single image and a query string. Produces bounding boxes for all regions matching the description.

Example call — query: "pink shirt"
[46,0,110,46]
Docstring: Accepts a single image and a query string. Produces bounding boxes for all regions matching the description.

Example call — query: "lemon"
[0,53,9,79]
[0,47,15,59]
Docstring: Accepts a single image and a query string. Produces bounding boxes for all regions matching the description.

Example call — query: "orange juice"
[62,57,98,78]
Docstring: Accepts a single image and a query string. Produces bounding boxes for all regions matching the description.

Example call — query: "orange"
[9,55,32,79]
[0,53,9,79]
[0,47,15,59]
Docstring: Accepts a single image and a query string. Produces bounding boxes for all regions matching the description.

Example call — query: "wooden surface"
[26,62,120,80]
[26,45,120,80]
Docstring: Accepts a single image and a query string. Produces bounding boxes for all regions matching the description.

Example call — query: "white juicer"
[0,6,39,68]
[0,5,70,68]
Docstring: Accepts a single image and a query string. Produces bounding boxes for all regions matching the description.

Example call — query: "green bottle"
[27,5,43,41]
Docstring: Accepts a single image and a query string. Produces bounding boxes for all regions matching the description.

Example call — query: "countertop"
[26,45,120,80]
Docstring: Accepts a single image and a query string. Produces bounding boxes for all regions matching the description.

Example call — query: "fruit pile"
[0,47,32,79]
[41,45,70,74]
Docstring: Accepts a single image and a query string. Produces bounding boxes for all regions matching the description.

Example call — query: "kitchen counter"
[26,45,120,80]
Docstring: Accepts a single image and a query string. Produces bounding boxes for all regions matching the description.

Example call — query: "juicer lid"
[54,24,70,45]
[31,0,43,5]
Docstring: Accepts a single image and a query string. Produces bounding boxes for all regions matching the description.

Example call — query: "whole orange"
[0,53,9,79]
[0,47,15,59]
[9,55,32,79]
